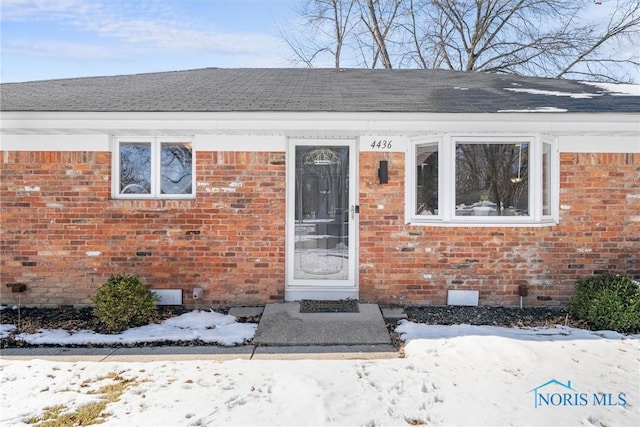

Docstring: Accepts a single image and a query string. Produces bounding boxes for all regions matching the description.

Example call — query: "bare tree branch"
[359,0,401,68]
[556,1,640,79]
[282,0,640,82]
[280,0,357,68]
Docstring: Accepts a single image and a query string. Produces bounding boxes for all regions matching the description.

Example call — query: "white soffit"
[1,112,638,153]
[2,111,639,131]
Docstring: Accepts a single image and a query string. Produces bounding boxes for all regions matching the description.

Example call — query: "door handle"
[350,205,360,219]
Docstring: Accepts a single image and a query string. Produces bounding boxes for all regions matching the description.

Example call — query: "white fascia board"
[0,134,110,151]
[558,135,640,153]
[2,111,638,139]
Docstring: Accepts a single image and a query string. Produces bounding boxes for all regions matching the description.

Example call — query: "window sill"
[109,198,196,210]
[408,218,558,227]
[112,196,196,200]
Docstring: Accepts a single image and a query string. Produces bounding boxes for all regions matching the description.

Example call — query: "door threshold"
[285,287,358,302]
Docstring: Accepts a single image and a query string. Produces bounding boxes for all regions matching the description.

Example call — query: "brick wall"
[1,149,637,308]
[0,150,286,307]
[358,152,639,307]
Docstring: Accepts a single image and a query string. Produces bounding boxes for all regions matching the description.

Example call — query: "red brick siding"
[0,150,286,307]
[1,149,637,308]
[358,152,639,307]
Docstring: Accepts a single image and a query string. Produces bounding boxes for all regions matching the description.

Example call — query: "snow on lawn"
[1,317,639,427]
[4,310,256,346]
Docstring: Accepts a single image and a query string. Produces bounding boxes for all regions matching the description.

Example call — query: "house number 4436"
[370,140,392,150]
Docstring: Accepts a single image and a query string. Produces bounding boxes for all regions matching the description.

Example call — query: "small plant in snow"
[92,275,159,333]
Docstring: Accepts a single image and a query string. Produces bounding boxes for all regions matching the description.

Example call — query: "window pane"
[455,143,529,216]
[416,143,439,215]
[161,143,193,195]
[542,143,551,216]
[120,143,151,194]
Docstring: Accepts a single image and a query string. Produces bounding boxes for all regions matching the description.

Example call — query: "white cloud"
[4,39,129,60]
[1,0,101,24]
[2,0,282,56]
[93,20,281,55]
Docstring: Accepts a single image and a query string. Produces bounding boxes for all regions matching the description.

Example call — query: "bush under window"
[569,273,640,334]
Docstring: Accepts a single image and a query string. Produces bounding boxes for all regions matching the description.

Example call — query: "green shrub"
[569,273,640,333]
[92,275,159,333]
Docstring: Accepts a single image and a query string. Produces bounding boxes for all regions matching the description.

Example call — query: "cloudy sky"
[1,0,637,84]
[1,0,297,82]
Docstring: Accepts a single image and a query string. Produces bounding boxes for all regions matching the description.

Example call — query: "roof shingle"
[1,68,638,113]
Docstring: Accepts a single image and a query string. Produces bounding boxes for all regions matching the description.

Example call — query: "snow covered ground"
[0,310,256,347]
[1,311,639,426]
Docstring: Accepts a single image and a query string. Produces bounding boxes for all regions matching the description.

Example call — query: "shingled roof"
[1,68,638,113]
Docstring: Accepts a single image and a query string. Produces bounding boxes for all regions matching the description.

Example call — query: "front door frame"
[285,138,359,301]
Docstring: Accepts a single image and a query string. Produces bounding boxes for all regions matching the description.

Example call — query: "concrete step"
[253,302,392,346]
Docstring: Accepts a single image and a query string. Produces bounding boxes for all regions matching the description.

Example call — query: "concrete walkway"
[0,344,398,361]
[1,303,400,361]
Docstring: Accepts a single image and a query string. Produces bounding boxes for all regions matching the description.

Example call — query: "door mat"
[299,299,360,313]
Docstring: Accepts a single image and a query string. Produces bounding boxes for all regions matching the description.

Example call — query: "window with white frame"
[113,137,195,199]
[409,135,557,225]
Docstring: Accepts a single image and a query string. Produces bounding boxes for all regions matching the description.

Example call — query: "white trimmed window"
[112,137,195,199]
[408,135,557,225]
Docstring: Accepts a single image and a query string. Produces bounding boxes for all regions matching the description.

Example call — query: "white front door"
[285,139,358,301]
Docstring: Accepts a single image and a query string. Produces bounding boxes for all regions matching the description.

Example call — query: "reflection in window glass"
[416,143,439,215]
[294,145,350,279]
[120,143,151,194]
[161,143,193,194]
[455,143,529,217]
[542,143,551,216]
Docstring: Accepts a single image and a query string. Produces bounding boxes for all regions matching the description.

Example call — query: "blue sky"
[1,1,637,84]
[1,0,298,83]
